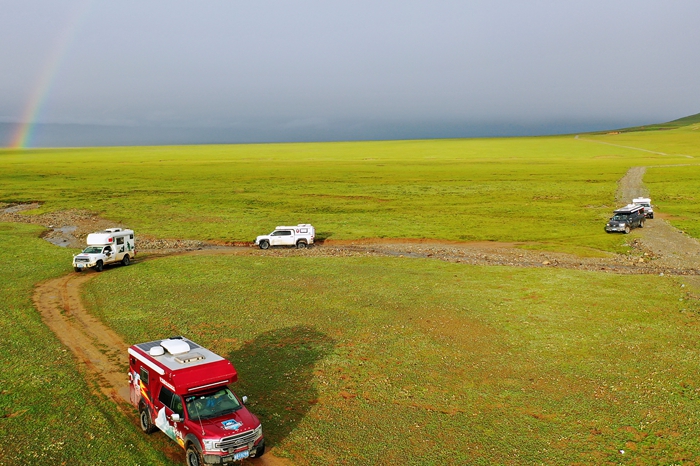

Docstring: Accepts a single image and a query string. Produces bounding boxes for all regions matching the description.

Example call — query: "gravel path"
[615,166,700,272]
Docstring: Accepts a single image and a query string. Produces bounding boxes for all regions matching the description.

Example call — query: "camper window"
[140,367,150,386]
[116,237,124,245]
[158,386,174,408]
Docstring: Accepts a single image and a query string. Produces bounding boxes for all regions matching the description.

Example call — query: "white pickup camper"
[632,197,654,219]
[254,224,315,249]
[72,228,135,272]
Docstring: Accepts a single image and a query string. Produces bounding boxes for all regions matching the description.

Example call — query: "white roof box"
[160,339,191,355]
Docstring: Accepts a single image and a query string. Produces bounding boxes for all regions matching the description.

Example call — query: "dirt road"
[616,166,700,273]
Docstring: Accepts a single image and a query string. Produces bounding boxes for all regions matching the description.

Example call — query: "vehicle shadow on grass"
[228,325,334,447]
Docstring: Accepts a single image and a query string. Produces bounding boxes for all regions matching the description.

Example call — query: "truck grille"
[218,430,258,450]
[75,257,90,263]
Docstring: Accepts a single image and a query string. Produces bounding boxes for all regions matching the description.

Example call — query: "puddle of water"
[3,203,42,214]
[45,226,78,248]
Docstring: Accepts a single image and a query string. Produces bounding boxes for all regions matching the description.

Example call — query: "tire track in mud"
[33,269,290,466]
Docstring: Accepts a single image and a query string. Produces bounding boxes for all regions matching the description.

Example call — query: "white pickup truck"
[73,228,135,272]
[255,224,315,249]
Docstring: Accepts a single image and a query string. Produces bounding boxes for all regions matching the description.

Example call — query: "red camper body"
[128,337,265,465]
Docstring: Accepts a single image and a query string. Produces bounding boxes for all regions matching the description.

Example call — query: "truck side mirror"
[170,413,182,422]
[242,396,248,405]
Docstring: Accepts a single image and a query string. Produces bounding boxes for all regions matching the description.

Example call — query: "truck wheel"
[122,255,130,266]
[95,260,104,272]
[624,226,630,234]
[296,240,307,249]
[254,440,266,457]
[74,267,82,273]
[639,220,645,228]
[259,240,270,250]
[139,406,156,434]
[186,445,203,466]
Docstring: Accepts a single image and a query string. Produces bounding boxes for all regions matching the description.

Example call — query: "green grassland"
[608,112,700,133]
[81,253,700,465]
[1,128,698,254]
[2,121,700,465]
[0,223,174,465]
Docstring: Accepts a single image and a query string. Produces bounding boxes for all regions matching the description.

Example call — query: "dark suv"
[605,204,645,234]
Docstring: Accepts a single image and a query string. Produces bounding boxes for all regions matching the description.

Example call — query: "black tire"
[650,214,654,219]
[259,240,270,250]
[122,255,130,266]
[624,226,630,234]
[95,260,104,272]
[296,240,307,249]
[74,267,82,273]
[186,445,203,466]
[254,439,266,457]
[139,406,156,434]
[639,220,645,228]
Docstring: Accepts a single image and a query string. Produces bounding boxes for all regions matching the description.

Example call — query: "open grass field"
[2,120,700,465]
[1,126,698,254]
[80,253,700,464]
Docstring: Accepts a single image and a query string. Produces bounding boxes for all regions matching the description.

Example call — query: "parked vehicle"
[605,204,645,234]
[254,224,315,249]
[72,228,135,272]
[128,336,265,465]
[632,197,654,218]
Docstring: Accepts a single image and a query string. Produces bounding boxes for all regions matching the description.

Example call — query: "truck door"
[271,230,293,246]
[156,386,185,444]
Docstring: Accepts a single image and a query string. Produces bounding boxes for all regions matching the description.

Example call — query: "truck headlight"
[253,425,263,440]
[203,439,218,451]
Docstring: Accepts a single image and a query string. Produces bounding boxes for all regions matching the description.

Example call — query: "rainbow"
[10,0,94,149]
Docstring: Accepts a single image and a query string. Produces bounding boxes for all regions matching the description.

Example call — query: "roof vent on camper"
[175,352,205,364]
[105,228,122,233]
[160,339,191,355]
[149,346,165,356]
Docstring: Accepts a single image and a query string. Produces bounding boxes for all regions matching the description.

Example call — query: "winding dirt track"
[14,146,700,465]
[33,267,290,466]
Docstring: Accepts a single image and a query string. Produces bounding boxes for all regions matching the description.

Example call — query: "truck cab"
[128,337,264,465]
[73,228,135,272]
[255,224,315,249]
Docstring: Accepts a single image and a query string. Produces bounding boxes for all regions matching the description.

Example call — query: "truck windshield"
[82,246,104,254]
[612,214,629,221]
[185,387,242,421]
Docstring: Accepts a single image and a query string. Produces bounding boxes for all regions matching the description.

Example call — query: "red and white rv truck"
[128,337,265,465]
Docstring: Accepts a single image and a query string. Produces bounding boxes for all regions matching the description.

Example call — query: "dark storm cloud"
[1,0,698,146]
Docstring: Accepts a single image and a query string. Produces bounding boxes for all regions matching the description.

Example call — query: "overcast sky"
[1,0,699,146]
